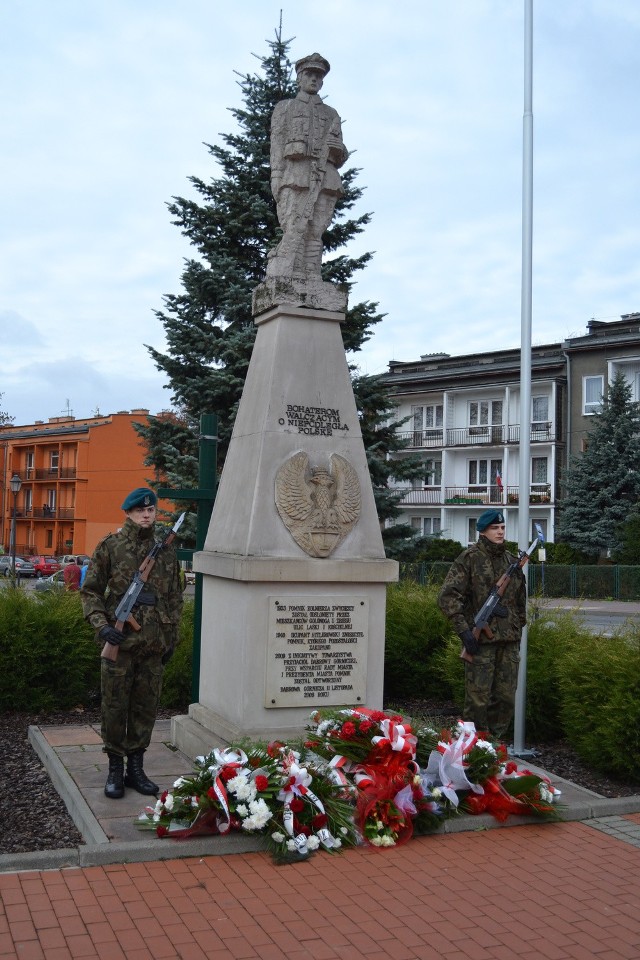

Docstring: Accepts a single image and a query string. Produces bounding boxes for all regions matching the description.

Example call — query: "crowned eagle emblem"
[274,452,361,557]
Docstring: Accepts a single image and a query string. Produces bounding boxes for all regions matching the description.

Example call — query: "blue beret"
[477,509,505,532]
[121,487,157,511]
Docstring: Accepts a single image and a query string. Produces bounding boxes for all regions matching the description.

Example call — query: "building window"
[531,457,548,484]
[25,452,34,478]
[24,488,32,514]
[583,376,604,415]
[425,516,441,536]
[410,517,423,533]
[532,396,549,423]
[468,458,502,489]
[46,530,53,548]
[412,404,443,445]
[469,399,503,442]
[424,459,442,486]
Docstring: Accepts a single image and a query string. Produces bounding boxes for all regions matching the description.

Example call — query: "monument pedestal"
[172,302,398,758]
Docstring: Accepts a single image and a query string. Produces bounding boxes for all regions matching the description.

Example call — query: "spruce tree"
[556,371,640,557]
[137,25,424,557]
[0,393,13,428]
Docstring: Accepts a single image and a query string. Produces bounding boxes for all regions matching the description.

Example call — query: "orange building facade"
[0,409,172,557]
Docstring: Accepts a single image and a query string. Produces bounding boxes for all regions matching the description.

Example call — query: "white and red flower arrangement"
[136,709,562,860]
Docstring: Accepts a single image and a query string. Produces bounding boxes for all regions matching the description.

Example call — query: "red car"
[29,555,61,578]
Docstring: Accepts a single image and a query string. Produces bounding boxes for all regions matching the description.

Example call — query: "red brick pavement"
[1,819,639,960]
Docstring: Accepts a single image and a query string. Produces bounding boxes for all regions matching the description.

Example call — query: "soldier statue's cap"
[477,509,505,532]
[295,52,330,76]
[122,487,157,511]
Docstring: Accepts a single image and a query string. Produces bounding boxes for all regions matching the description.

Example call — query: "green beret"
[477,509,505,532]
[121,487,157,511]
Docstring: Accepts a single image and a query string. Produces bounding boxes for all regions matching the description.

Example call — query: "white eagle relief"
[274,451,361,557]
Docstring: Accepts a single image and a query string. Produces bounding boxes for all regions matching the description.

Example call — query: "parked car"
[59,554,91,566]
[34,569,66,592]
[0,556,36,577]
[28,555,61,578]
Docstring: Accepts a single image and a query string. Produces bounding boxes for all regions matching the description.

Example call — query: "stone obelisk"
[173,53,397,756]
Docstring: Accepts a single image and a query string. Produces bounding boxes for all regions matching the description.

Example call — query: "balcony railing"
[31,507,75,519]
[400,484,552,506]
[24,468,78,480]
[398,423,555,449]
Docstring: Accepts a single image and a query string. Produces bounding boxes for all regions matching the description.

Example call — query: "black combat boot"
[104,753,125,799]
[124,750,159,795]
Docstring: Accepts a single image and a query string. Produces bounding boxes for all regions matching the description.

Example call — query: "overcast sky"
[2,0,639,427]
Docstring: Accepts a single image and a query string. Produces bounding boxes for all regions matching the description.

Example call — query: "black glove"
[493,602,508,619]
[459,629,480,656]
[99,625,123,647]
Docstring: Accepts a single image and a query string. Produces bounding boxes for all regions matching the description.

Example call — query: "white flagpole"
[513,0,534,755]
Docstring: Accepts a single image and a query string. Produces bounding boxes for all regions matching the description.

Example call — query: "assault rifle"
[460,537,538,664]
[101,512,186,662]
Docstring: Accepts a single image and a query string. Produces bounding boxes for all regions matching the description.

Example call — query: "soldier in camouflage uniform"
[438,509,527,740]
[81,487,183,799]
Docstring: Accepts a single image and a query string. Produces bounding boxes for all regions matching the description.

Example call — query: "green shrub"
[558,626,640,782]
[384,581,453,702]
[0,587,99,711]
[525,607,593,741]
[161,598,194,709]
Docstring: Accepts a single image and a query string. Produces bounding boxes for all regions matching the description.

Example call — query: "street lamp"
[9,473,22,581]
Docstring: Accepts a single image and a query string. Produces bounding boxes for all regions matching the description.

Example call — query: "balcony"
[397,423,555,449]
[32,507,75,519]
[27,468,77,480]
[399,484,552,506]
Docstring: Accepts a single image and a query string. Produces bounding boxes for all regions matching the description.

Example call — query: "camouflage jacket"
[437,536,527,644]
[81,517,184,656]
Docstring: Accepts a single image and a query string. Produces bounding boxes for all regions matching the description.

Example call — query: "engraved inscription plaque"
[265,596,368,708]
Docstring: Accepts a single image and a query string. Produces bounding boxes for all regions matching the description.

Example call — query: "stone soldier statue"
[266,52,348,280]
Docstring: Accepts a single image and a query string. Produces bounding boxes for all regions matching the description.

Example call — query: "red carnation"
[254,775,269,792]
[156,825,168,837]
[505,761,518,775]
[341,721,356,738]
[312,813,328,829]
[267,741,284,758]
[220,766,236,782]
[207,786,216,799]
[360,720,372,733]
[290,797,304,813]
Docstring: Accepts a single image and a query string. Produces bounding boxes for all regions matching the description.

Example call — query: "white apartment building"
[383,313,640,547]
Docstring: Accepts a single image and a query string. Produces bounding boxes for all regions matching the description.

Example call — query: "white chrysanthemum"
[271,831,286,843]
[340,827,349,835]
[236,804,248,818]
[154,798,164,815]
[307,836,320,851]
[539,783,553,804]
[432,787,442,799]
[475,739,497,755]
[333,838,342,848]
[370,836,383,846]
[163,794,174,813]
[286,839,297,852]
[173,777,187,789]
[228,775,256,802]
[381,835,396,847]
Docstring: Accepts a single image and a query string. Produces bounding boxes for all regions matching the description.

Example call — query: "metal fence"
[399,562,640,602]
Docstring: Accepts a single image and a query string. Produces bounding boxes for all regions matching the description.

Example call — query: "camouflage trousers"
[100,649,164,756]
[464,642,520,740]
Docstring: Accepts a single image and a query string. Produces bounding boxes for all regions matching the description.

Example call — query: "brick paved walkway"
[2,818,640,960]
